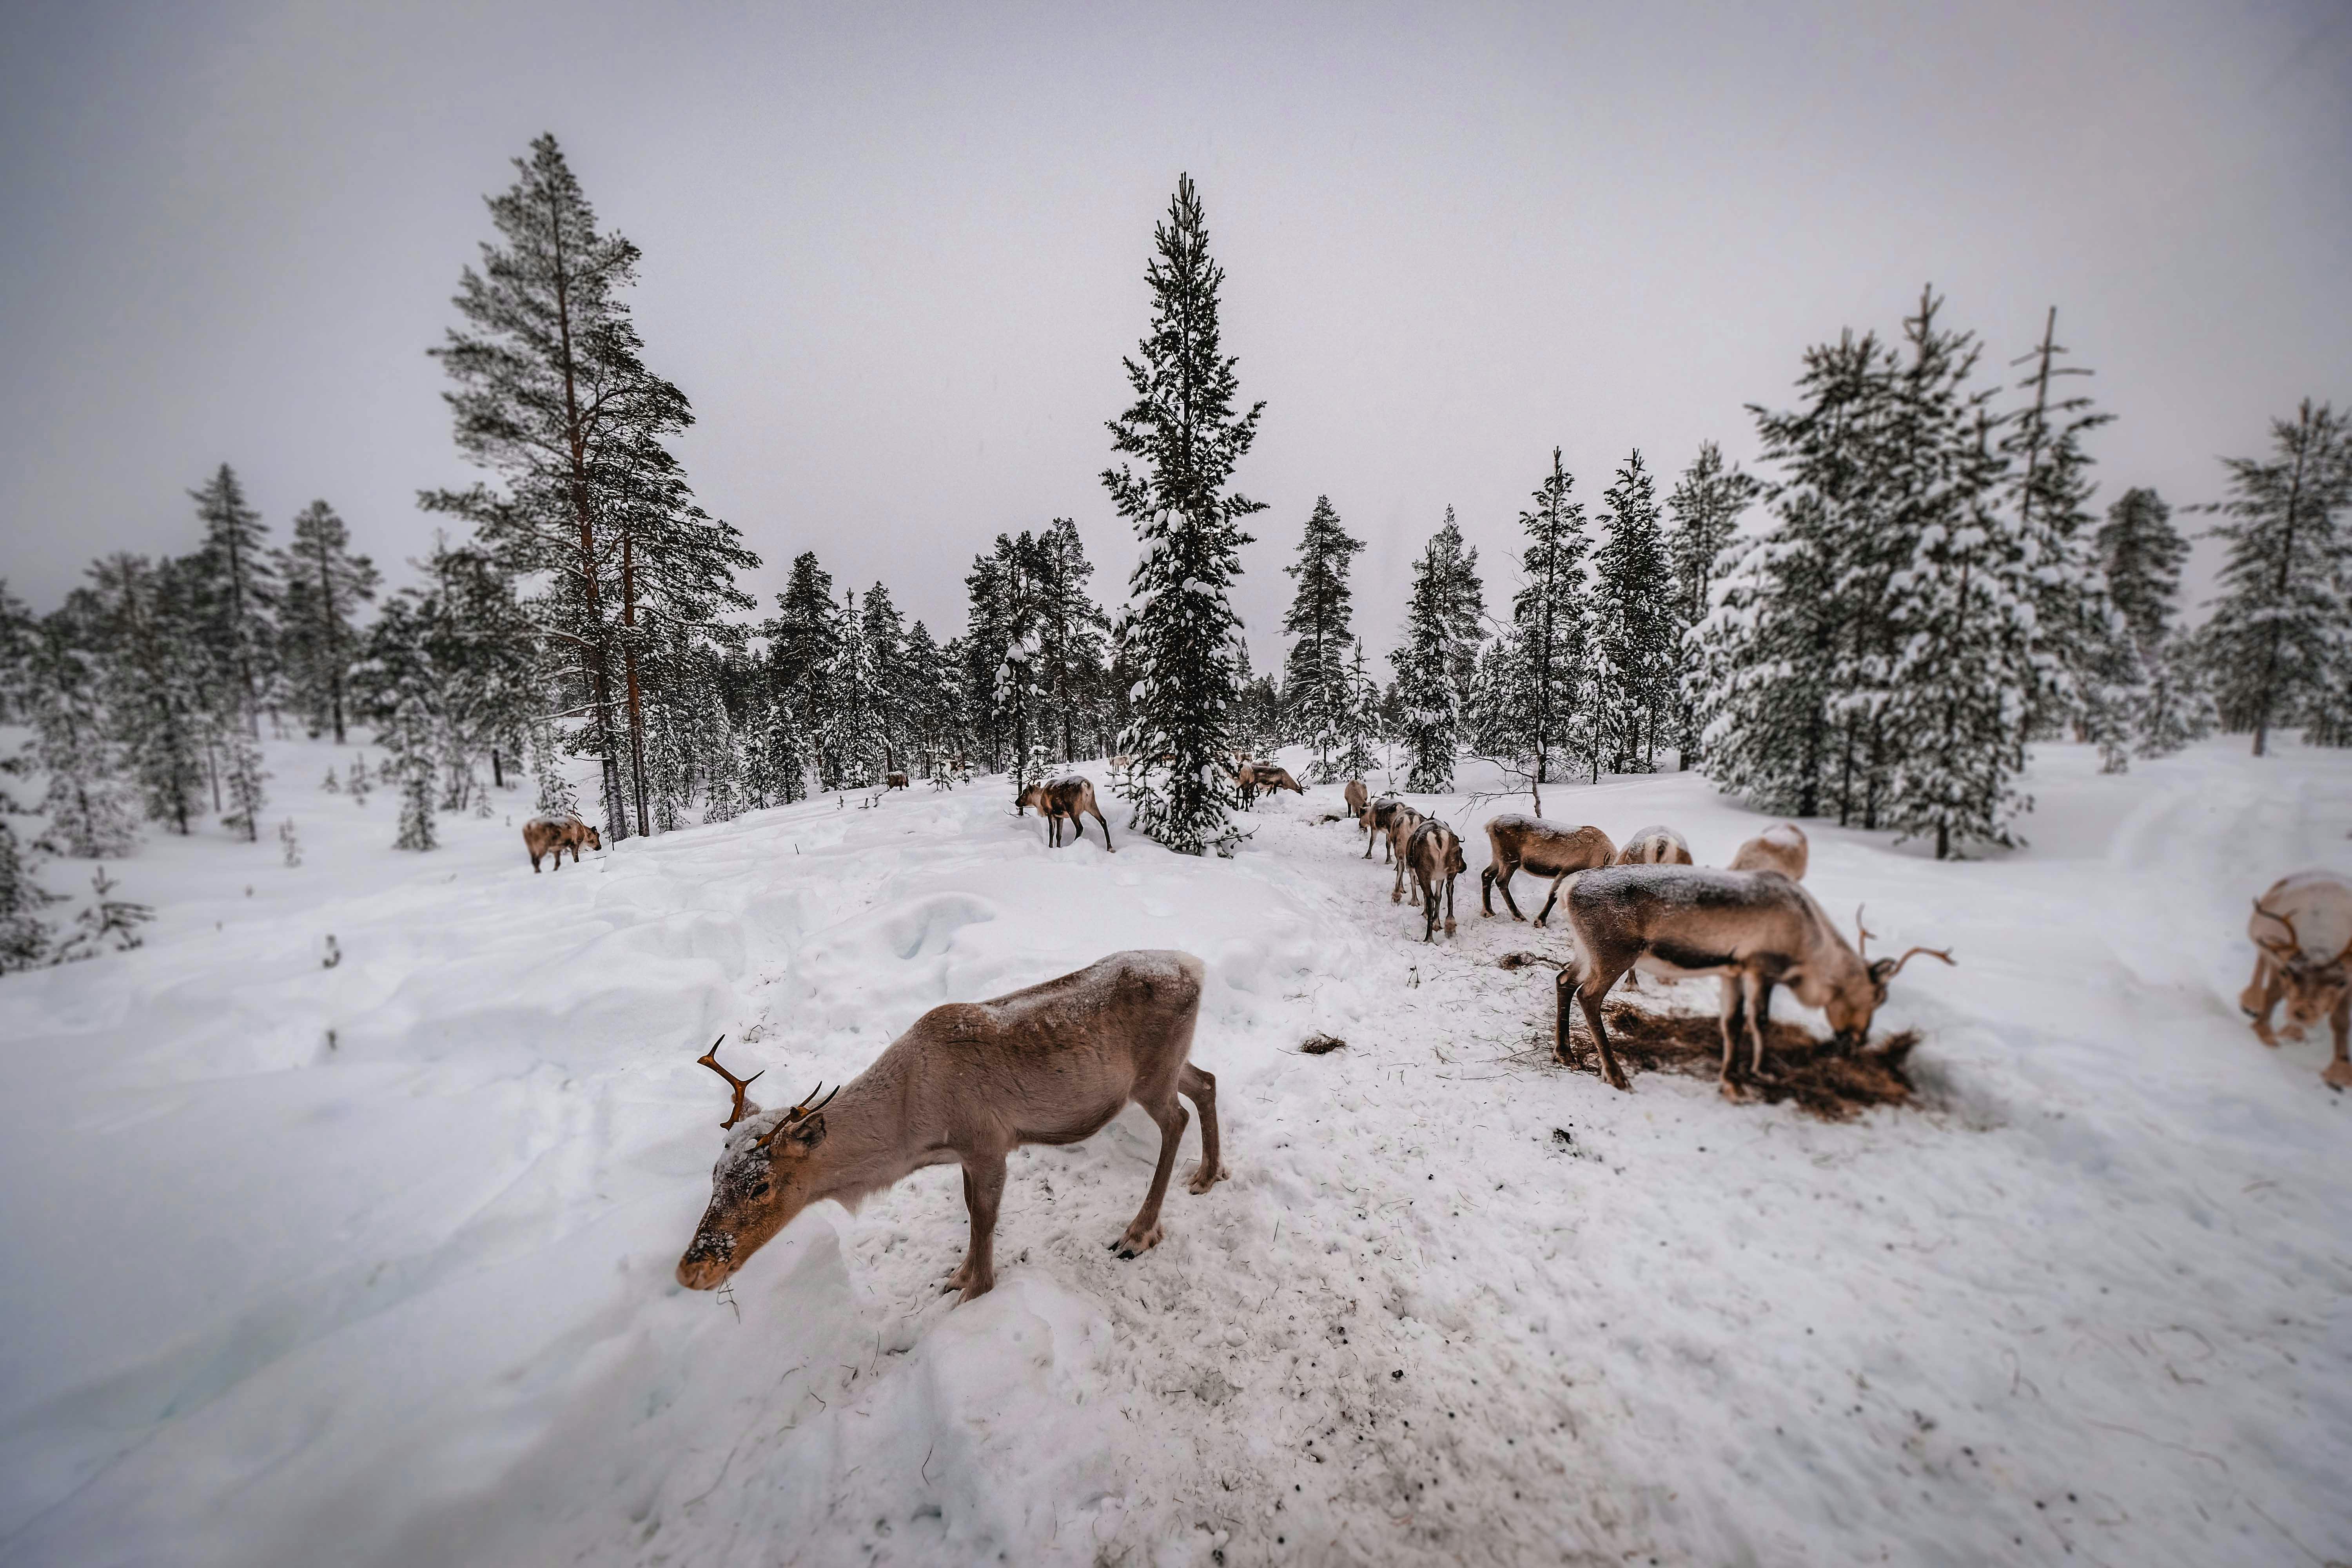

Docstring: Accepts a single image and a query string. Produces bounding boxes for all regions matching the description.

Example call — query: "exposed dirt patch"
[1299,1032,1347,1055]
[1558,1002,1921,1120]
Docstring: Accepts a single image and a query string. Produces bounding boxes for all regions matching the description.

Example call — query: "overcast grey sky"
[2,0,2347,664]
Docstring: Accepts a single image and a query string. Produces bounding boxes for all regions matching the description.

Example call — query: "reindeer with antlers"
[1552,864,1953,1096]
[676,951,1225,1303]
[2241,870,2352,1087]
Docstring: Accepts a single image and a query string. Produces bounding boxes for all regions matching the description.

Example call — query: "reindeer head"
[1825,907,1955,1046]
[675,1038,838,1291]
[582,825,604,852]
[1016,784,1045,815]
[2254,902,2352,1036]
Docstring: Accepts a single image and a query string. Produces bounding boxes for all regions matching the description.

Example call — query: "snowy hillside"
[3,736,2349,1566]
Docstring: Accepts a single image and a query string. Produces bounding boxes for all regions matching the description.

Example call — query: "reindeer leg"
[1392,853,1407,904]
[1718,977,1744,1091]
[1495,866,1529,922]
[1444,873,1456,937]
[1180,1063,1227,1191]
[1095,808,1113,851]
[953,1152,1007,1303]
[2243,956,2283,1046]
[1114,1095,1189,1257]
[946,1167,979,1294]
[1578,980,1632,1092]
[1422,873,1438,941]
[1747,976,1779,1084]
[1533,872,1570,929]
[2321,994,2352,1089]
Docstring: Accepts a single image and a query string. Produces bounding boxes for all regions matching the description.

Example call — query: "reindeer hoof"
[955,1275,996,1304]
[2282,1024,2309,1043]
[1605,1069,1632,1092]
[1187,1162,1227,1194]
[1719,1076,1751,1102]
[2326,1062,2352,1090]
[1444,919,1456,936]
[1113,1222,1163,1258]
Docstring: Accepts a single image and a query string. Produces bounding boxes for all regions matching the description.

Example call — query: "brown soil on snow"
[1561,1001,1922,1121]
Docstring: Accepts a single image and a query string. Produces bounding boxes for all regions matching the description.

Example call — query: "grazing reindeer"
[1616,825,1693,865]
[1343,778,1369,822]
[523,815,601,872]
[1480,815,1616,927]
[1016,776,1114,850]
[1728,822,1809,880]
[1553,865,1952,1096]
[884,771,909,791]
[1386,806,1430,901]
[1234,760,1305,805]
[2241,870,2352,1086]
[1403,819,1467,940]
[676,951,1225,1302]
[1361,796,1408,860]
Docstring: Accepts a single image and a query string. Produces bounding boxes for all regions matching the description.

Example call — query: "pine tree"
[822,588,887,788]
[701,693,744,824]
[392,704,438,852]
[1335,642,1382,783]
[858,582,908,772]
[1393,524,1474,791]
[1664,443,1758,766]
[423,135,755,842]
[1593,452,1675,772]
[275,500,379,743]
[1281,496,1366,782]
[1507,450,1595,809]
[767,552,839,745]
[2196,399,2352,754]
[219,726,269,842]
[86,554,207,834]
[2004,308,2134,769]
[898,619,955,777]
[530,720,579,817]
[2096,487,2212,757]
[0,820,57,973]
[25,617,140,858]
[189,463,280,728]
[754,698,809,806]
[1102,174,1265,854]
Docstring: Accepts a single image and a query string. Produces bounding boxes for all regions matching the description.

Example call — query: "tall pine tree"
[189,463,279,730]
[1594,451,1674,772]
[1664,442,1757,766]
[2196,399,2352,754]
[2097,487,2214,757]
[1103,174,1265,855]
[1281,496,1366,782]
[1507,449,1594,809]
[274,501,380,744]
[1392,521,1480,792]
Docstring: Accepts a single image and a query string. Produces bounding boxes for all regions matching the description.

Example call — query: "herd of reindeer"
[498,760,2352,1307]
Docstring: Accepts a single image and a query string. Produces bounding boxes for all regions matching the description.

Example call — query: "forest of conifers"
[4,134,2347,967]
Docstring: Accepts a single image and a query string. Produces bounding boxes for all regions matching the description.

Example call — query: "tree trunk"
[2250,403,2313,758]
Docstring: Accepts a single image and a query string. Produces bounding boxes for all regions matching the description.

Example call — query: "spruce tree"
[2196,399,2352,753]
[87,554,207,834]
[1393,524,1473,791]
[530,720,579,818]
[1595,452,1675,771]
[1508,450,1594,809]
[1281,496,1366,782]
[1103,174,1265,855]
[189,463,279,728]
[25,617,140,858]
[2097,488,2188,657]
[1664,443,1758,765]
[275,500,379,743]
[822,588,887,788]
[0,820,56,974]
[1335,642,1382,783]
[219,727,269,842]
[858,582,907,772]
[767,552,839,741]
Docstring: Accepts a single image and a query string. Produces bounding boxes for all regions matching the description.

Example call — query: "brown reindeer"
[1234,760,1305,805]
[884,771,909,791]
[676,951,1224,1302]
[2241,870,2352,1086]
[1728,822,1809,880]
[1553,865,1951,1095]
[1016,776,1114,850]
[1616,825,1693,865]
[1479,814,1616,927]
[1403,819,1467,941]
[1386,806,1430,902]
[1343,778,1369,822]
[1361,796,1408,860]
[523,815,601,872]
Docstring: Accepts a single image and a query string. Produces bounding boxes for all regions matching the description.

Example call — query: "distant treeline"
[3,140,2347,967]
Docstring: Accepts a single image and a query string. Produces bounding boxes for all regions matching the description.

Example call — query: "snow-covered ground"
[3,735,2349,1567]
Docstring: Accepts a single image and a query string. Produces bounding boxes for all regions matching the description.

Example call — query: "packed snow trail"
[1,738,2348,1566]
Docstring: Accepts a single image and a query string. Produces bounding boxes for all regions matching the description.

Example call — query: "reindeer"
[1403,819,1467,941]
[1616,825,1693,865]
[1552,865,1952,1096]
[676,951,1225,1303]
[1386,805,1430,902]
[1361,796,1408,860]
[1016,776,1114,850]
[1479,815,1616,927]
[1728,822,1809,880]
[884,771,909,791]
[1234,760,1305,805]
[1343,779,1369,822]
[522,815,601,872]
[2241,870,2352,1087]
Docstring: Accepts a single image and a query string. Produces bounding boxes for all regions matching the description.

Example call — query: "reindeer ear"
[785,1113,827,1149]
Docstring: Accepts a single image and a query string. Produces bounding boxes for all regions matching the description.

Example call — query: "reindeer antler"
[696,1037,764,1129]
[1884,945,1956,978]
[1855,904,1877,958]
[753,1082,840,1147]
[2251,898,2304,958]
